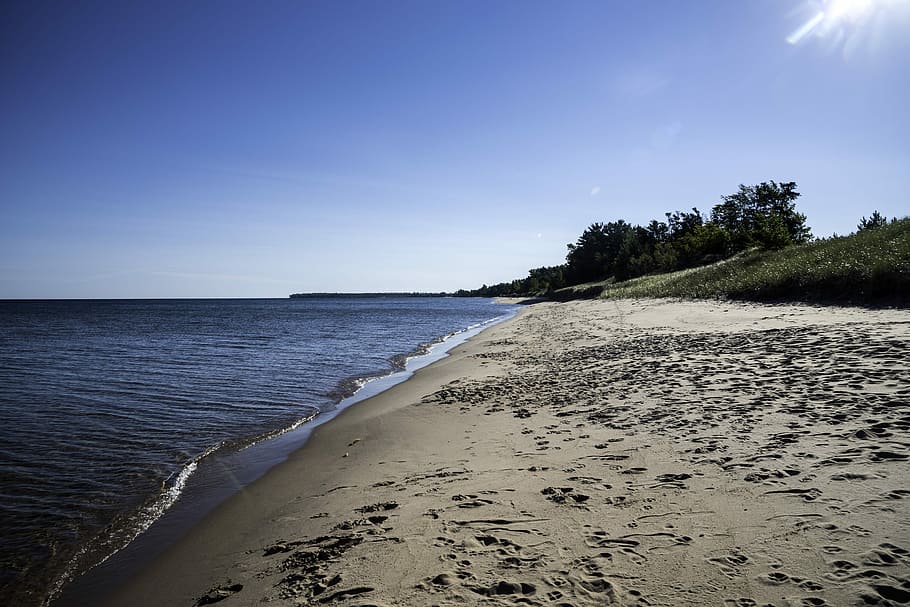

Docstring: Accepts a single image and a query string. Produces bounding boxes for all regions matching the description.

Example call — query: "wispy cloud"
[590,185,601,196]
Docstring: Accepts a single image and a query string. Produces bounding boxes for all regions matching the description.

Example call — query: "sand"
[99,299,910,607]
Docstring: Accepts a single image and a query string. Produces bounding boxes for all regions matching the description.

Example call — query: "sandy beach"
[97,299,909,607]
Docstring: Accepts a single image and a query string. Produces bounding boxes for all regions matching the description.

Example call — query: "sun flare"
[786,0,909,57]
[827,0,874,20]
[787,0,878,46]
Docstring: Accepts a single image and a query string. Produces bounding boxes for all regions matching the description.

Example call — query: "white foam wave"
[240,411,320,451]
[46,442,223,605]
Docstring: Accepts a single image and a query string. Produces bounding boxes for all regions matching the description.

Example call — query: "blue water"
[0,297,515,607]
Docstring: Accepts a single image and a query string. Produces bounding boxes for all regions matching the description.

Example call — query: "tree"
[565,221,632,283]
[652,242,679,272]
[857,210,890,232]
[674,222,731,265]
[646,219,670,244]
[754,213,792,250]
[710,181,810,251]
[614,226,651,281]
[665,208,704,240]
[527,265,567,293]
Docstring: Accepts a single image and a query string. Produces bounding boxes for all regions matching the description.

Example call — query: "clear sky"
[2,0,908,298]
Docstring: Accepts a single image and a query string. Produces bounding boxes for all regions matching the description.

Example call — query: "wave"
[45,402,324,606]
[325,312,513,404]
[44,439,217,605]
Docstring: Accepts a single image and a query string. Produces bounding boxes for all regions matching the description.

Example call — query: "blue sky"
[2,0,908,298]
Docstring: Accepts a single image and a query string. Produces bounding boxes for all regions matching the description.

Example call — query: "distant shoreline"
[289,292,451,298]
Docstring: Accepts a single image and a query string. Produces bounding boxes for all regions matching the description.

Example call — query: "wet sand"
[100,299,910,607]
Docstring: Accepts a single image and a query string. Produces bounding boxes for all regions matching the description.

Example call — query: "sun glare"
[785,0,909,53]
[827,0,874,20]
[787,0,876,46]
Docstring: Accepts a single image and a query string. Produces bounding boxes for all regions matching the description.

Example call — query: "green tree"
[665,208,704,240]
[710,181,810,251]
[652,242,679,272]
[754,213,792,250]
[565,221,632,283]
[614,225,653,280]
[674,222,731,265]
[527,265,567,293]
[857,210,890,232]
[646,219,670,243]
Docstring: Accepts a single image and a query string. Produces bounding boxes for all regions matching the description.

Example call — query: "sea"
[0,296,517,607]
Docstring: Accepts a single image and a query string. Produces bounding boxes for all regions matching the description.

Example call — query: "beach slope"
[102,299,910,607]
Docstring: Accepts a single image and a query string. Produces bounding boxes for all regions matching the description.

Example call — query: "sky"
[1,0,908,298]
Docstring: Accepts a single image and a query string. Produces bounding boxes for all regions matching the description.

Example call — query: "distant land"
[289,292,450,299]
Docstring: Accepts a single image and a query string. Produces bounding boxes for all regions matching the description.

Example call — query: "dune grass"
[597,218,910,306]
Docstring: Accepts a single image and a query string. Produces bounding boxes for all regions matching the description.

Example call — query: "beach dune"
[100,299,910,607]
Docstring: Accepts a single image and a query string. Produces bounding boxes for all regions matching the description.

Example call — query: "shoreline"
[77,299,910,607]
[51,302,518,607]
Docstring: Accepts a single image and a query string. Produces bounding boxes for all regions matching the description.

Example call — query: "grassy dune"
[588,219,910,306]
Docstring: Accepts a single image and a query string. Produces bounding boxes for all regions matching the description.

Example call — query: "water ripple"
[0,297,513,607]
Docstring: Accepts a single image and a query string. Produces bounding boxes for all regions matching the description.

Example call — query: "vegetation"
[857,210,898,232]
[458,181,908,307]
[597,218,909,305]
[453,266,566,298]
[458,181,812,297]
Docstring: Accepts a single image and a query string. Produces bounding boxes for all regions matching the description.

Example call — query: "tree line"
[456,181,813,297]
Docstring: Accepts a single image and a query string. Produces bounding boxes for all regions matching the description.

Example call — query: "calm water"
[0,297,514,607]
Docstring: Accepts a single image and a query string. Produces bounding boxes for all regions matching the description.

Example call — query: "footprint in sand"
[763,487,822,502]
[706,551,749,578]
[541,486,590,505]
[332,515,389,531]
[583,529,646,565]
[453,496,495,508]
[862,542,909,567]
[355,501,399,513]
[724,598,759,606]
[467,579,537,597]
[260,531,376,602]
[865,584,910,604]
[194,581,243,606]
[621,467,648,475]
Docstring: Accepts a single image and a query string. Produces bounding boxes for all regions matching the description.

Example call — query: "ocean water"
[0,297,515,607]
